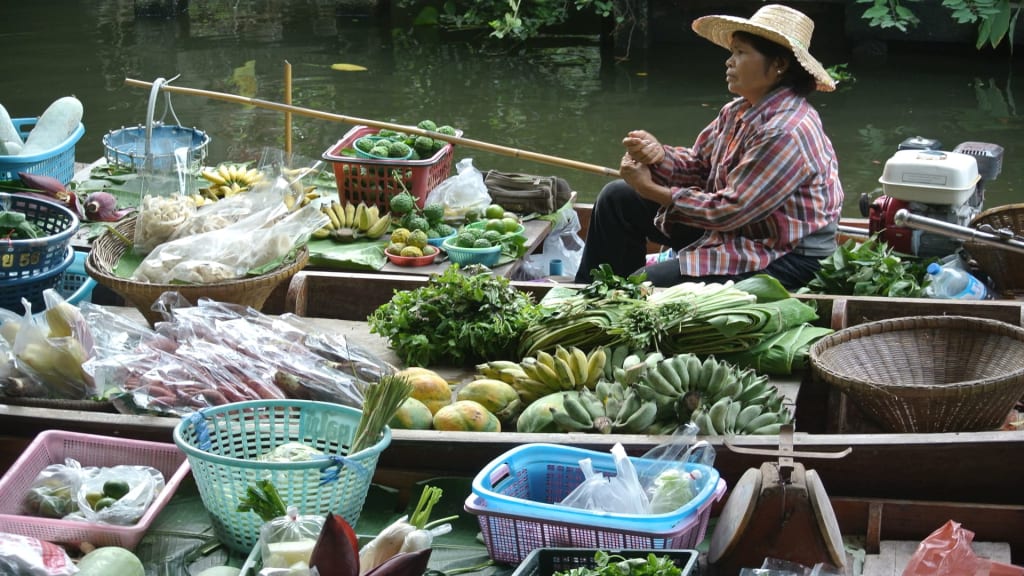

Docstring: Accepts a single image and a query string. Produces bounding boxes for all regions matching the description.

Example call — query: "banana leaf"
[733,273,793,302]
[719,323,833,375]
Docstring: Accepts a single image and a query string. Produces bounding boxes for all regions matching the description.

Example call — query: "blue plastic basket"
[56,250,96,305]
[0,118,86,185]
[173,399,390,553]
[0,192,81,281]
[0,246,75,313]
[465,443,726,564]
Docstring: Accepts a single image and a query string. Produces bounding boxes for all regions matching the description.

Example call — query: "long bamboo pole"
[124,77,622,178]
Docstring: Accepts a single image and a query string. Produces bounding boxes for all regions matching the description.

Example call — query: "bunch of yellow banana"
[475,345,606,404]
[314,200,391,242]
[281,166,321,210]
[199,164,264,199]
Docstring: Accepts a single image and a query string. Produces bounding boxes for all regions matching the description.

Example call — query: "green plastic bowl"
[354,136,413,161]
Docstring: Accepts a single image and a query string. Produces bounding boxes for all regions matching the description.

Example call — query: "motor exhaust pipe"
[893,209,1024,256]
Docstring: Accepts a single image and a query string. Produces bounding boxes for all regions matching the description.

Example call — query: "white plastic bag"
[558,443,649,514]
[259,506,324,570]
[0,532,77,576]
[514,204,585,280]
[425,158,490,219]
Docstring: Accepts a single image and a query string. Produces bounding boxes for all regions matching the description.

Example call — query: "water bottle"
[925,262,988,300]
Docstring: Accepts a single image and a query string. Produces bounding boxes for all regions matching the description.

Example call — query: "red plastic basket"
[0,430,191,550]
[322,125,460,210]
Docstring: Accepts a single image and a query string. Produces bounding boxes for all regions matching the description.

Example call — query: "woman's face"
[725,35,782,104]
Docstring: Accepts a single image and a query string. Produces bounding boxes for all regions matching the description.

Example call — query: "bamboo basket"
[809,315,1024,433]
[85,217,308,326]
[964,203,1024,296]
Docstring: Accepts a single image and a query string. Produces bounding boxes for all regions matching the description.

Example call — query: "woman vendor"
[575,4,844,290]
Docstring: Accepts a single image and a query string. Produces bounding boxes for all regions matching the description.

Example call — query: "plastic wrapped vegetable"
[260,506,325,570]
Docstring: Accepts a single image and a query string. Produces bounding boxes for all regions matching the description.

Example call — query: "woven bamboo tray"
[85,217,308,326]
[965,203,1024,296]
[809,315,1024,433]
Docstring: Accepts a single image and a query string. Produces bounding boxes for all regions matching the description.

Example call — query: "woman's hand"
[621,153,671,205]
[623,130,664,165]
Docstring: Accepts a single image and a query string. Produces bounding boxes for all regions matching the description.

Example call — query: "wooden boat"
[2,269,1023,565]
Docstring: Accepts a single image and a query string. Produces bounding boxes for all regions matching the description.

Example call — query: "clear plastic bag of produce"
[639,423,717,514]
[259,506,324,570]
[168,176,281,241]
[22,458,85,519]
[70,464,165,526]
[6,292,94,399]
[131,201,326,284]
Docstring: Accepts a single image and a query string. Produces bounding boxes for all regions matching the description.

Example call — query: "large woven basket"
[85,217,308,326]
[964,203,1024,296]
[809,315,1024,433]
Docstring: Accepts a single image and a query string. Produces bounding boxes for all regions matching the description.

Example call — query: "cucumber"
[21,95,82,155]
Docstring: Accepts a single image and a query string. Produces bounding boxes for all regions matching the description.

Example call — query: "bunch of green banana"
[199,163,264,199]
[475,345,607,404]
[550,378,676,435]
[625,352,791,435]
[314,200,391,242]
[689,396,791,436]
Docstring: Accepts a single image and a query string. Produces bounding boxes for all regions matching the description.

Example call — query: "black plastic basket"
[511,548,698,576]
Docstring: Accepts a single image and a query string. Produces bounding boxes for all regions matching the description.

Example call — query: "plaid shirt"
[651,87,843,276]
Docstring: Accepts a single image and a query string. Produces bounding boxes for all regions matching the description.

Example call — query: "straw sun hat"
[692,4,836,92]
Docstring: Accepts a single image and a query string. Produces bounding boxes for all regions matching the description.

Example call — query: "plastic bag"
[425,158,490,219]
[639,423,717,514]
[0,532,77,576]
[131,201,326,284]
[72,464,165,525]
[559,443,648,514]
[260,506,324,569]
[514,203,586,280]
[902,520,1024,576]
[9,294,92,399]
[22,458,85,519]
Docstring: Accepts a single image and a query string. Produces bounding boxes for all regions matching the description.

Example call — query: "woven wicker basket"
[85,217,308,326]
[809,315,1024,433]
[964,203,1024,296]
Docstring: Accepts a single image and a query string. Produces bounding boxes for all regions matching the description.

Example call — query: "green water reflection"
[1,1,1021,216]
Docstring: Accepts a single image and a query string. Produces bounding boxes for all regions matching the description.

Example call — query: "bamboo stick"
[123,77,622,178]
[283,61,292,156]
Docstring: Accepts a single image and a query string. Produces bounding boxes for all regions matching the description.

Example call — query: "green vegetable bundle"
[368,265,541,367]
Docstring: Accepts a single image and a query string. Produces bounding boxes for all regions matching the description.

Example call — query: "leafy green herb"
[368,264,541,366]
[236,478,288,522]
[798,234,933,297]
[553,550,683,576]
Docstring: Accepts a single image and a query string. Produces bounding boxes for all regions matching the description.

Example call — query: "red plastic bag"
[903,520,1024,576]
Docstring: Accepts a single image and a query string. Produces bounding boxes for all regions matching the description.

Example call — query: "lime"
[85,491,105,509]
[485,204,505,219]
[103,479,131,500]
[94,497,118,511]
[485,219,505,232]
[502,217,522,233]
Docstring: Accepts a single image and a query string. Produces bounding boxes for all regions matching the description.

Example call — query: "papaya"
[456,378,522,424]
[516,391,577,433]
[433,400,501,432]
[389,397,434,430]
[396,367,453,414]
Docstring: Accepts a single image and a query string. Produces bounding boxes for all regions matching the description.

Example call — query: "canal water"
[2,0,1022,217]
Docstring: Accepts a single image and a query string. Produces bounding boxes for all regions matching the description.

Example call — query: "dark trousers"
[575,179,822,290]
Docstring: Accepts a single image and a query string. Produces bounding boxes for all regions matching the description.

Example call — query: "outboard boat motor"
[861,137,1003,258]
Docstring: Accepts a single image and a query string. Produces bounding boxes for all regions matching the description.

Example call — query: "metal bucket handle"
[143,74,184,170]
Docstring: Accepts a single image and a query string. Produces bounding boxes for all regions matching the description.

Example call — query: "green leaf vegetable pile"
[368,265,541,367]
[798,234,933,298]
[553,551,684,576]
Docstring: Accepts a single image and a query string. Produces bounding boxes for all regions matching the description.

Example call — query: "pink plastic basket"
[464,443,726,564]
[0,430,191,549]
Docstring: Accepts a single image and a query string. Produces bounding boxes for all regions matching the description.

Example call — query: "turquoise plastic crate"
[173,399,390,553]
